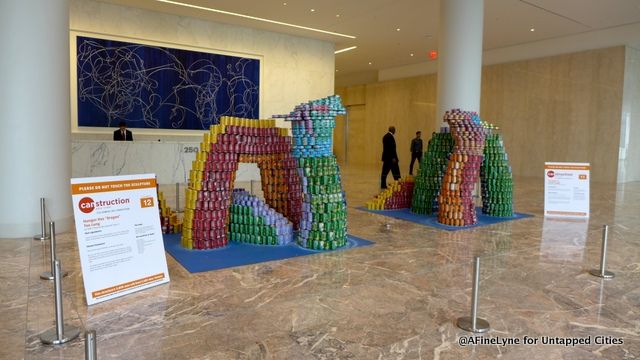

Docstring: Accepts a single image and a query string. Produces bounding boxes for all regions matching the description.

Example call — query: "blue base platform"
[356,207,533,231]
[164,234,374,273]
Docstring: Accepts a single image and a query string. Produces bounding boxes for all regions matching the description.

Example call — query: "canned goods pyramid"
[409,109,514,226]
[158,191,182,234]
[229,189,295,245]
[411,131,454,215]
[366,176,415,210]
[274,95,349,250]
[181,95,348,250]
[437,110,486,226]
[481,132,513,217]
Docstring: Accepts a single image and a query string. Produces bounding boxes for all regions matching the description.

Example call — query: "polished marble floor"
[1,165,639,359]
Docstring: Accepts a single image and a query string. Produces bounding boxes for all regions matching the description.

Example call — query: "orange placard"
[140,197,155,208]
[544,164,590,171]
[91,273,165,298]
[72,178,157,195]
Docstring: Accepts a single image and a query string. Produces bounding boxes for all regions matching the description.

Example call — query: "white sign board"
[544,162,590,218]
[71,174,170,305]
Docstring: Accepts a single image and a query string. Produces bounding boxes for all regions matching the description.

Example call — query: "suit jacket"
[381,132,398,162]
[113,129,133,141]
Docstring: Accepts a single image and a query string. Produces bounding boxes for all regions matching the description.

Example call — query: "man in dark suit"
[113,121,133,141]
[381,126,401,189]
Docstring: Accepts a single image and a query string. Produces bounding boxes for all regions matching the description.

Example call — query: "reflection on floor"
[1,165,639,359]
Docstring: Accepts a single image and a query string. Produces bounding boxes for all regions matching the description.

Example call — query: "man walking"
[381,126,401,189]
[409,131,423,175]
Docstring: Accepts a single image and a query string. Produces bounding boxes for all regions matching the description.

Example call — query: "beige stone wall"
[337,47,626,183]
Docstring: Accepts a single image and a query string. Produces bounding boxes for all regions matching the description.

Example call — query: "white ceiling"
[99,0,640,79]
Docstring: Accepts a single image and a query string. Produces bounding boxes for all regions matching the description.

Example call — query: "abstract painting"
[76,36,260,130]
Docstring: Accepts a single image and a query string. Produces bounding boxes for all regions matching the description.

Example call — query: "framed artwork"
[74,35,260,131]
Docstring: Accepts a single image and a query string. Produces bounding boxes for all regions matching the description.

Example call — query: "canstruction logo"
[547,170,555,178]
[78,197,130,214]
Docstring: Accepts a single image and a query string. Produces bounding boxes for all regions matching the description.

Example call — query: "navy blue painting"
[76,36,260,130]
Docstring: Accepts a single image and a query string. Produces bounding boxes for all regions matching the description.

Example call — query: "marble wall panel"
[337,47,626,183]
[72,141,260,184]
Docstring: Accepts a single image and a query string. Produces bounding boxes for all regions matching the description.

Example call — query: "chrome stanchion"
[33,198,50,240]
[40,259,80,345]
[85,330,97,360]
[590,225,615,279]
[40,222,68,280]
[250,180,254,195]
[456,256,490,333]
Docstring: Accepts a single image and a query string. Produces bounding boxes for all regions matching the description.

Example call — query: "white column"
[0,0,72,237]
[437,0,484,126]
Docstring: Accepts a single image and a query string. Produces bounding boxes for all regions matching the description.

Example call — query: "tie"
[122,130,125,140]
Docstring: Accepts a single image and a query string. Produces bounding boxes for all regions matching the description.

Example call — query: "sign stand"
[71,174,170,305]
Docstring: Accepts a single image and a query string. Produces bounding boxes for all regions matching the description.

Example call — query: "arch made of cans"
[181,119,302,250]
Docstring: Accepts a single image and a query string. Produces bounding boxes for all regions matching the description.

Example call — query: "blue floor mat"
[356,207,533,231]
[164,234,374,273]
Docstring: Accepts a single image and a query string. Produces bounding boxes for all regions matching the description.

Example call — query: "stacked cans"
[481,132,514,217]
[410,131,454,215]
[228,189,294,245]
[158,191,182,234]
[366,177,415,210]
[181,117,302,250]
[437,109,487,226]
[275,95,348,250]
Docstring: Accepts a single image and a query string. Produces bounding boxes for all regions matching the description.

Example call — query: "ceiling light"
[154,0,356,39]
[396,28,401,32]
[334,46,357,54]
[283,2,287,5]
[368,62,372,65]
[310,8,315,12]
[336,14,341,18]
[530,28,535,32]
[335,69,339,72]
[410,53,414,57]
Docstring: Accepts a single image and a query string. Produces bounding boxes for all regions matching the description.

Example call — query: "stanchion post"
[250,180,254,195]
[33,198,51,240]
[85,330,97,360]
[40,222,67,280]
[456,256,490,333]
[590,225,615,279]
[39,260,80,345]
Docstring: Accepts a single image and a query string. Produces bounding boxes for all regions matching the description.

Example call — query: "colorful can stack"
[410,132,454,214]
[181,117,302,250]
[437,109,487,226]
[275,95,348,250]
[158,191,182,234]
[481,132,513,217]
[228,189,294,245]
[366,176,415,210]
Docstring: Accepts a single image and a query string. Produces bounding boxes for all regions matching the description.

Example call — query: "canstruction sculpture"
[181,95,348,250]
[369,109,514,227]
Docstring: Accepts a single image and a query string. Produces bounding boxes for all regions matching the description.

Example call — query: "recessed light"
[153,1,356,39]
[283,2,287,5]
[310,8,315,12]
[334,46,357,54]
[336,14,340,18]
[396,28,401,32]
[530,28,535,32]
[335,69,339,72]
[410,53,414,57]
[368,62,372,65]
